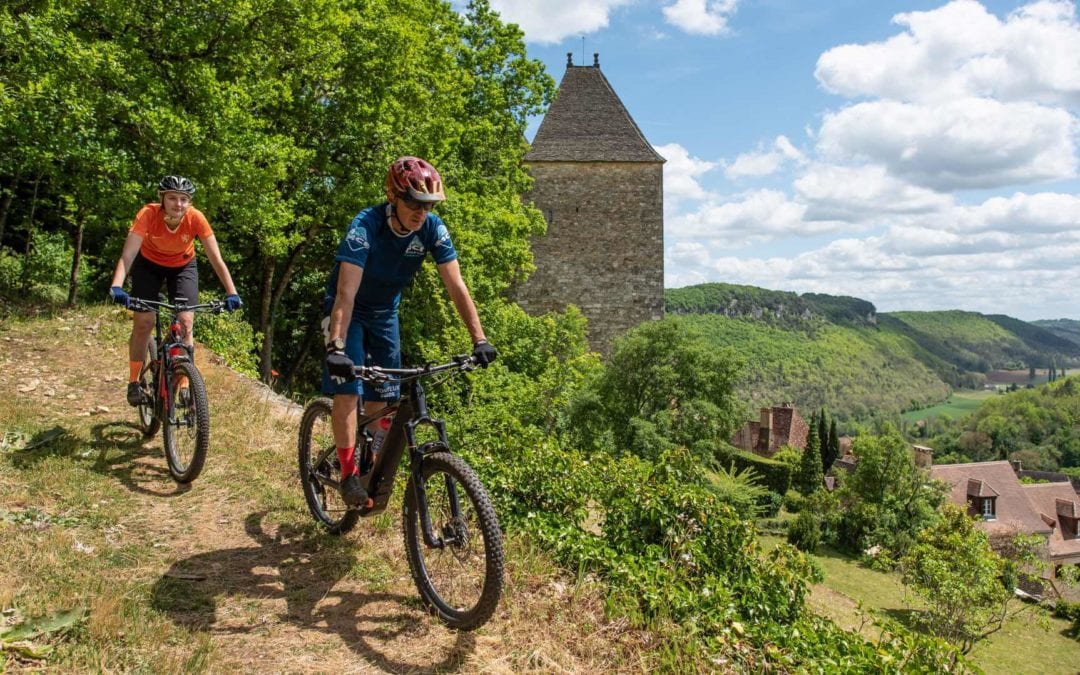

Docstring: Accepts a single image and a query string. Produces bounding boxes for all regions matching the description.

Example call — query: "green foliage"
[900,504,1013,653]
[816,426,946,558]
[713,444,792,495]
[797,420,823,495]
[1053,600,1080,640]
[195,306,261,378]
[0,247,22,291]
[566,317,744,462]
[928,377,1080,471]
[706,463,770,519]
[786,510,821,553]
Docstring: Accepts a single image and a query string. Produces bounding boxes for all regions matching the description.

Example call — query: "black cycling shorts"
[129,253,199,311]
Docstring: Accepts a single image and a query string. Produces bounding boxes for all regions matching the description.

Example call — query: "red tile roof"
[931,461,1052,537]
[1022,482,1080,560]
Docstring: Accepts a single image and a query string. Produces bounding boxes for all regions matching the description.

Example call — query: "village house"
[930,460,1080,586]
[729,403,809,458]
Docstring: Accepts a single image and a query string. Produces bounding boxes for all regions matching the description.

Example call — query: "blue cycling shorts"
[321,307,401,401]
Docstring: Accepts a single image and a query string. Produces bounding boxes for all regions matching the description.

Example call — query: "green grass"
[758,534,1080,673]
[901,389,995,423]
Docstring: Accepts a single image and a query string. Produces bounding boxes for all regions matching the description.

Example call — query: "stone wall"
[515,161,664,353]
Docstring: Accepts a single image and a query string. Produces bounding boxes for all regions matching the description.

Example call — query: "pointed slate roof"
[526,54,664,163]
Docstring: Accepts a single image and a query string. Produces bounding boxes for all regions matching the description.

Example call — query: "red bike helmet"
[385,156,445,203]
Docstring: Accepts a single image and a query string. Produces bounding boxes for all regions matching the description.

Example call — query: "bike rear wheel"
[162,360,210,483]
[403,452,503,630]
[137,338,160,438]
[298,398,359,535]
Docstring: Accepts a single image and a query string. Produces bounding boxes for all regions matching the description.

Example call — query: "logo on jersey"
[345,226,370,252]
[404,237,426,258]
[434,224,452,252]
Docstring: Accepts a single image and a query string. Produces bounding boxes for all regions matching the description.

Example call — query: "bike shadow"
[149,510,475,672]
[86,421,191,498]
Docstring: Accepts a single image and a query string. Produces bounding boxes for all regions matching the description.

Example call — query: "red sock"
[337,446,356,477]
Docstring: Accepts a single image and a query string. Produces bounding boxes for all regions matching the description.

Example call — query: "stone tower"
[516,52,665,353]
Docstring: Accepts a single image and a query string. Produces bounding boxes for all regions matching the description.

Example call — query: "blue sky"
[478,0,1080,321]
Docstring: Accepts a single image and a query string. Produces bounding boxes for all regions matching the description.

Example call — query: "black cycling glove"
[472,340,497,368]
[326,350,356,382]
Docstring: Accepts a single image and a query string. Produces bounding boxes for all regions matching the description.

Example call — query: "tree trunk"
[0,170,17,245]
[21,175,42,290]
[258,257,275,382]
[257,221,324,382]
[66,207,85,306]
[281,319,320,391]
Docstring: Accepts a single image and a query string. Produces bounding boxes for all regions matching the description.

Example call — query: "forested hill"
[665,283,1080,421]
[1032,318,1080,346]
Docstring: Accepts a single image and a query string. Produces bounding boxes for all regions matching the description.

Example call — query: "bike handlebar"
[353,354,477,384]
[128,298,225,314]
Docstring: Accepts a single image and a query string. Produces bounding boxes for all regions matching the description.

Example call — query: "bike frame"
[313,358,474,549]
[133,298,219,428]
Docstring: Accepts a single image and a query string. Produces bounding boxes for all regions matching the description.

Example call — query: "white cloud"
[817,98,1078,190]
[664,190,1080,318]
[488,0,633,44]
[655,142,718,203]
[815,0,1080,106]
[662,0,739,36]
[724,135,806,179]
[794,164,953,221]
[665,189,817,244]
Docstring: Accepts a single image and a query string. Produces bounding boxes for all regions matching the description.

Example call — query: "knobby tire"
[403,452,503,630]
[137,338,160,437]
[163,359,209,483]
[298,398,359,535]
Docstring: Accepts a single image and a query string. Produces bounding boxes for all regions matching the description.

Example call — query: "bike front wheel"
[137,338,160,438]
[403,452,503,630]
[298,398,359,535]
[162,360,210,483]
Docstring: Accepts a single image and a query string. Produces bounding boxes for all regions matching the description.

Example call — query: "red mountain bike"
[129,297,223,483]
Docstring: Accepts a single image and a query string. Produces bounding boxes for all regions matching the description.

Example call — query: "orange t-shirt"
[129,204,213,267]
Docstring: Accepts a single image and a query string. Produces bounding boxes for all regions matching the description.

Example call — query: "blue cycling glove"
[110,286,130,307]
[225,294,243,312]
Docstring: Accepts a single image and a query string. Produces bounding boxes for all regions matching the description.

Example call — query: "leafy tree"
[796,418,822,495]
[901,504,1033,652]
[833,425,945,557]
[566,317,744,462]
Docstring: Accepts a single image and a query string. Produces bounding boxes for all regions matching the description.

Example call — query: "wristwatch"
[327,336,345,352]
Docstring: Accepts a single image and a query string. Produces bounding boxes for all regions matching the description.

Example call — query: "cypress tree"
[825,418,840,472]
[798,420,823,494]
[818,408,829,471]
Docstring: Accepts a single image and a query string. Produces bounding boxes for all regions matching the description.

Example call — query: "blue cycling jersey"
[323,203,458,314]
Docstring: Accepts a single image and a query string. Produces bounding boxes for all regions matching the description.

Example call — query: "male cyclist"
[323,156,496,506]
[109,175,243,406]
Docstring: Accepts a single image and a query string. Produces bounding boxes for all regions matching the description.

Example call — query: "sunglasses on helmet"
[398,193,438,212]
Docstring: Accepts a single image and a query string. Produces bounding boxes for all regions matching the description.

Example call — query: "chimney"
[1011,459,1023,474]
[758,407,772,452]
[566,52,573,67]
[593,52,599,67]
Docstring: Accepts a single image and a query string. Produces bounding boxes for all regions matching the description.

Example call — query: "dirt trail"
[0,308,645,673]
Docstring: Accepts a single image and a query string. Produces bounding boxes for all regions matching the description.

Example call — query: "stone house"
[931,460,1080,583]
[730,403,809,458]
[515,53,665,354]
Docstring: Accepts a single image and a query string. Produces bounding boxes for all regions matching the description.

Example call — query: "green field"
[758,534,1080,674]
[901,389,996,423]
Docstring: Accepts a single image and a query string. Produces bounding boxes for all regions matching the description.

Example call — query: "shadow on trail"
[150,511,475,673]
[87,421,191,498]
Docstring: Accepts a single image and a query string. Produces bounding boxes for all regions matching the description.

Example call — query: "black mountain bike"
[130,297,223,483]
[297,356,504,630]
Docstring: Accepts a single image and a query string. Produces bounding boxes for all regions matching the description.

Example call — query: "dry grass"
[0,305,651,672]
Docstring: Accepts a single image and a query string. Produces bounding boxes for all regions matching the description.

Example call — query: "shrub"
[787,510,821,553]
[713,443,792,494]
[783,489,805,514]
[0,246,23,292]
[196,303,261,377]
